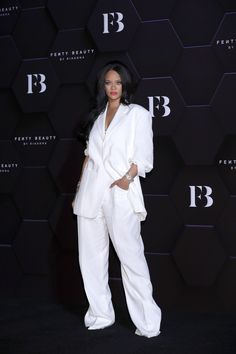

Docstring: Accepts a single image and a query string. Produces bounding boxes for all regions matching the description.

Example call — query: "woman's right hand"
[110,176,130,190]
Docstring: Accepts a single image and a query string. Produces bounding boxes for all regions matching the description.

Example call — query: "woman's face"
[104,70,122,103]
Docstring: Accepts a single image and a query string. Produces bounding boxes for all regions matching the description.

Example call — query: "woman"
[73,62,161,338]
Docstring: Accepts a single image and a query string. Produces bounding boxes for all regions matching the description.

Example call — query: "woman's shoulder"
[128,103,150,116]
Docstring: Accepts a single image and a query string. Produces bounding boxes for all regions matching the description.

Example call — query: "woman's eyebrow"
[105,79,121,82]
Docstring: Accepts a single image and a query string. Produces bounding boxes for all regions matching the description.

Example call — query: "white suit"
[73,103,161,337]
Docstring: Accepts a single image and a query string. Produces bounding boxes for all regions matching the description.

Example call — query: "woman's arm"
[110,163,138,190]
[110,107,153,190]
[129,109,153,178]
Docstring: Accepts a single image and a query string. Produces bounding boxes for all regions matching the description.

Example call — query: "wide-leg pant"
[77,184,161,337]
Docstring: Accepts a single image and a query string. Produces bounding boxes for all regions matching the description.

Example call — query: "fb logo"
[189,185,213,208]
[27,74,46,94]
[103,12,124,34]
[148,96,171,118]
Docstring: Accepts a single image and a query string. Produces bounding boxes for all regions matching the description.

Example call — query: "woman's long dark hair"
[79,61,134,142]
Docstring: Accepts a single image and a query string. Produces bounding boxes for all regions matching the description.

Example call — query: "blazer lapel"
[95,103,130,140]
[105,103,130,138]
[96,104,108,140]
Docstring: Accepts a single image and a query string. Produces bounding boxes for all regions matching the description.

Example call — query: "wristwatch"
[125,172,133,182]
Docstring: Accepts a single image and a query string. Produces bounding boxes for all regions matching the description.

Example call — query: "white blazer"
[73,103,153,221]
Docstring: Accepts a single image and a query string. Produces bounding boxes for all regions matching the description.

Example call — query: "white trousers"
[77,185,161,337]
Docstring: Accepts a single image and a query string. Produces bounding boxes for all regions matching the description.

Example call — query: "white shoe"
[88,321,115,330]
[135,328,161,338]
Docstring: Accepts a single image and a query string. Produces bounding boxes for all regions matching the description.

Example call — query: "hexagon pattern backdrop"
[1,0,236,311]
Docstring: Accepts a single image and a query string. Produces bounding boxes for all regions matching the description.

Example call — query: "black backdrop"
[1,0,236,312]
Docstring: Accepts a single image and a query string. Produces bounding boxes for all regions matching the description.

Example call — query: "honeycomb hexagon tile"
[48,84,91,138]
[173,46,222,105]
[141,136,184,195]
[13,167,58,219]
[134,77,185,136]
[12,112,57,166]
[0,36,21,88]
[215,135,236,194]
[13,221,54,274]
[211,73,236,135]
[172,226,226,286]
[0,195,21,245]
[132,0,176,21]
[12,58,60,113]
[129,20,182,77]
[170,0,223,46]
[13,7,57,59]
[212,13,236,72]
[173,106,224,165]
[47,0,97,29]
[87,0,141,52]
[49,29,97,84]
[48,139,84,194]
[0,90,21,139]
[49,195,77,252]
[169,166,229,225]
[0,141,21,193]
[142,195,184,253]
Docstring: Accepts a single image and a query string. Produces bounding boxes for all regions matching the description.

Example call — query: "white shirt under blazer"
[73,103,153,221]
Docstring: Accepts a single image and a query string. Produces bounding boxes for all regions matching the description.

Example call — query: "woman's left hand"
[110,177,130,190]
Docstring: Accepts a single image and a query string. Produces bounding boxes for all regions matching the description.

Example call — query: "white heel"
[88,320,115,330]
[135,329,161,338]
